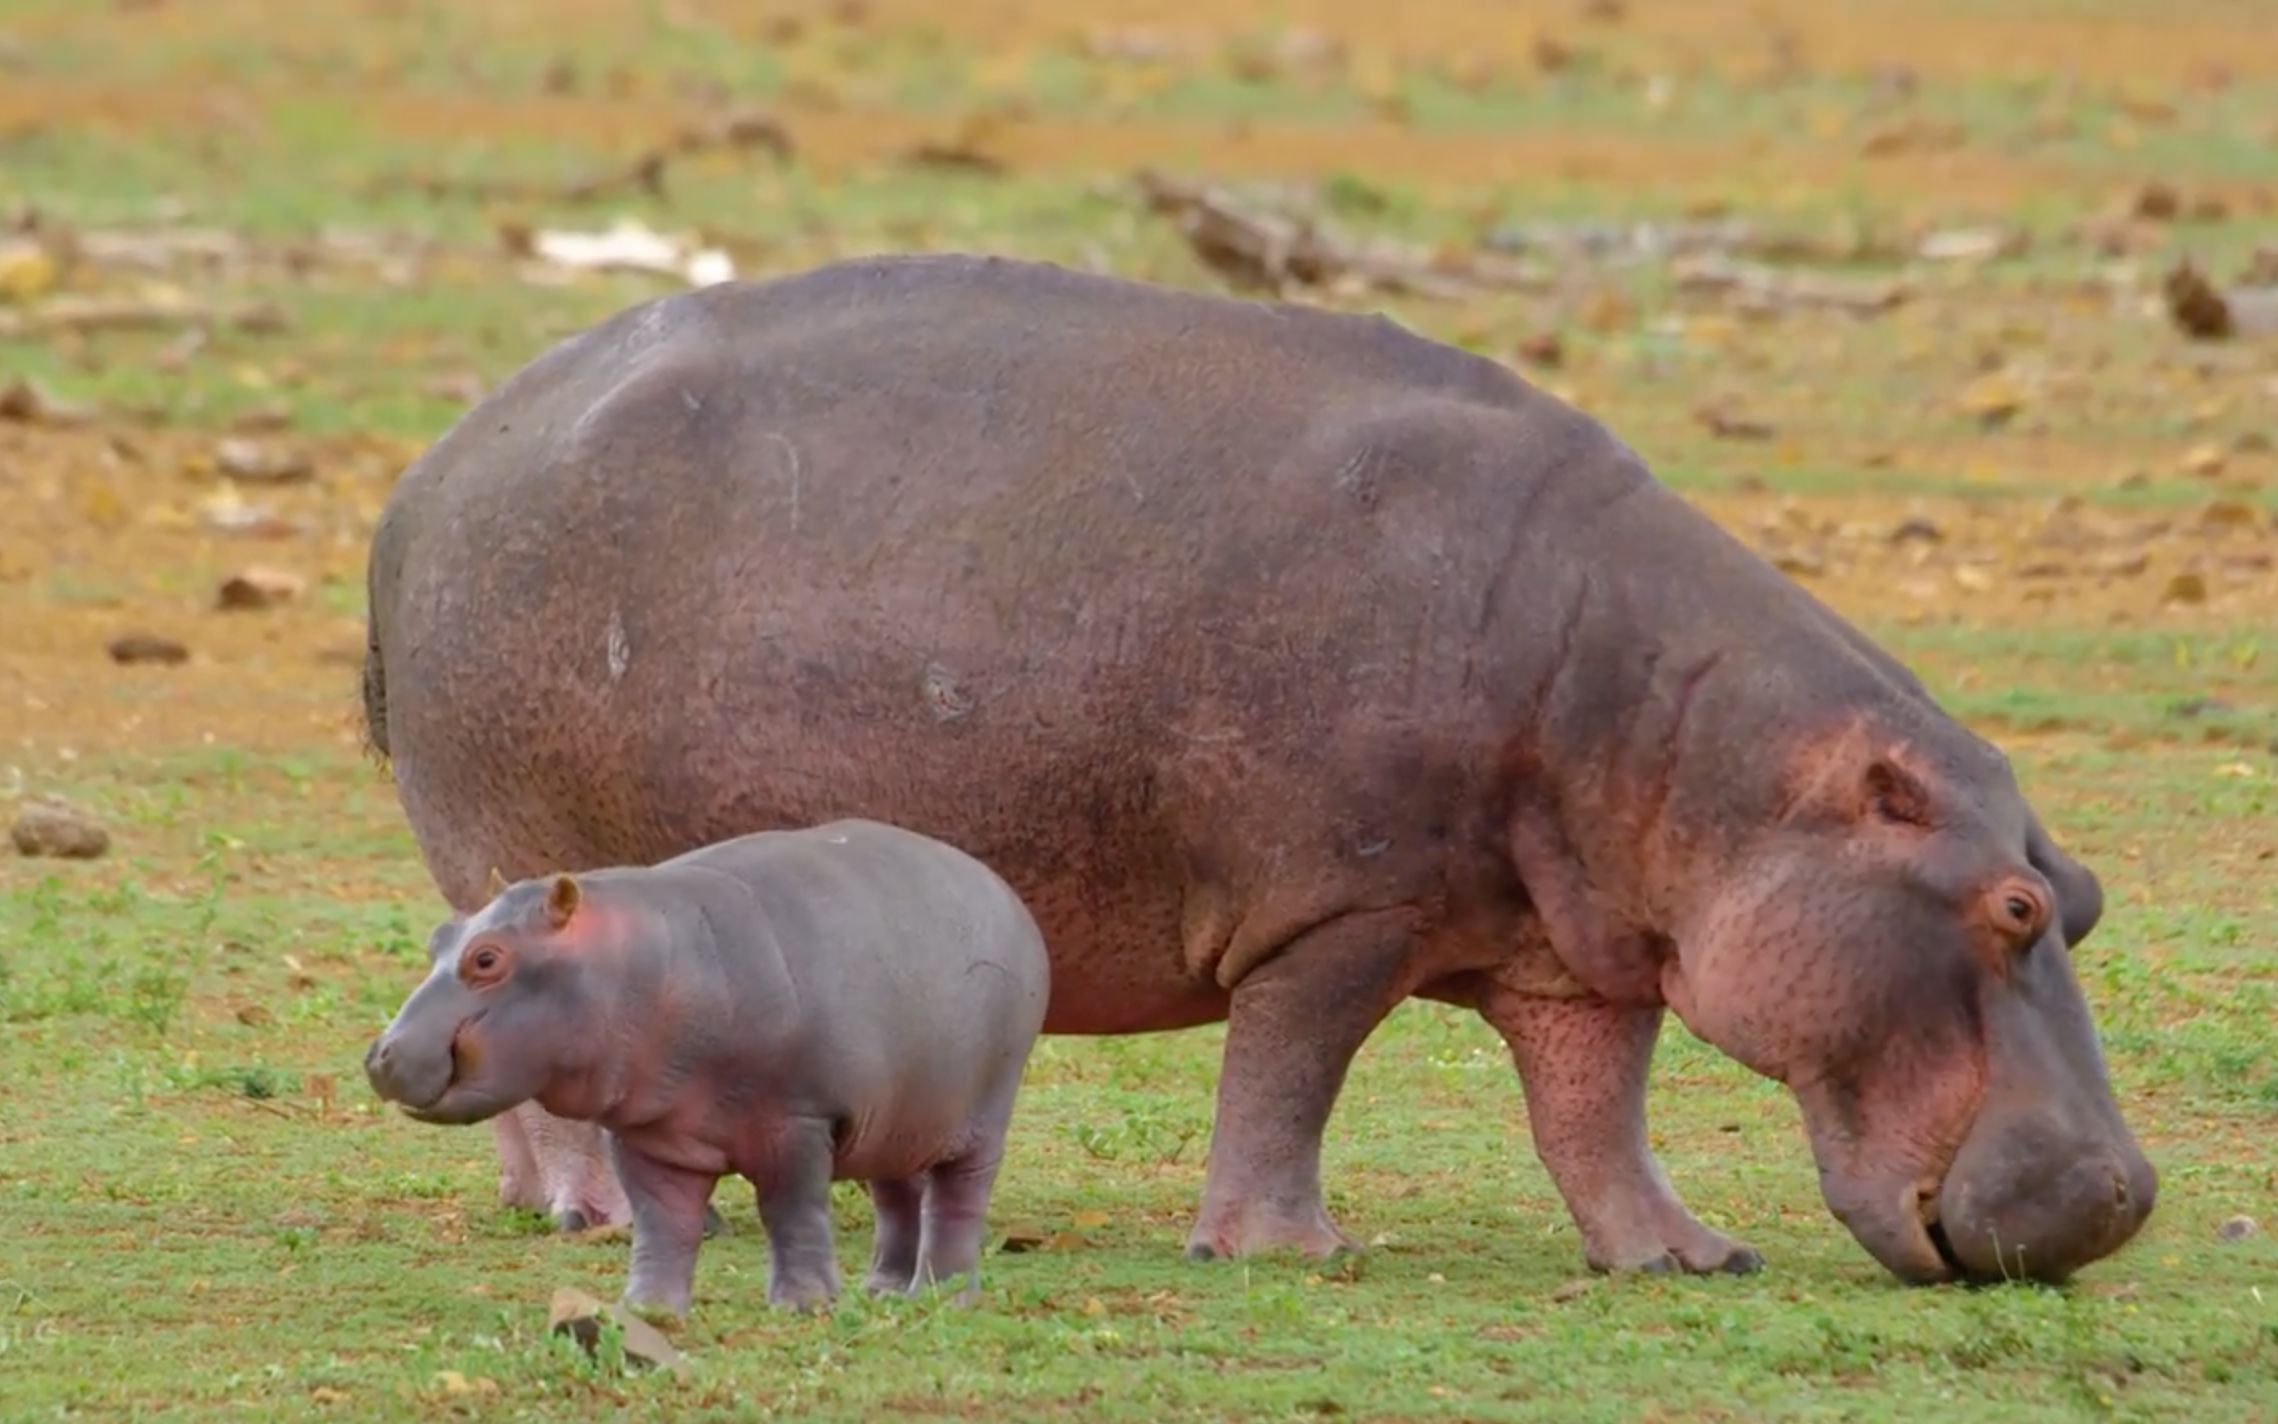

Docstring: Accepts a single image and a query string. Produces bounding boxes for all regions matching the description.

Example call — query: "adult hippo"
[361,254,2153,1284]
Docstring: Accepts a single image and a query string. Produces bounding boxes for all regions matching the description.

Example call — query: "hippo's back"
[367,255,1640,1032]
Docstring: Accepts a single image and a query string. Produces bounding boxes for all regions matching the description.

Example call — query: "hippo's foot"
[864,1177,924,1295]
[757,1115,844,1312]
[495,1103,631,1232]
[1590,1222,1764,1277]
[1186,909,1417,1263]
[1485,990,1765,1280]
[1183,1198,1355,1262]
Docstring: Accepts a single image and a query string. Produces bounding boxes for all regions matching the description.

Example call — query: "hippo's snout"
[1935,1129,2157,1284]
[363,1028,454,1112]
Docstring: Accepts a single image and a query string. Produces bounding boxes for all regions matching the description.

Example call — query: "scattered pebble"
[10,798,110,859]
[216,438,314,484]
[2217,1215,2257,1243]
[2162,571,2209,605]
[1888,516,1944,545]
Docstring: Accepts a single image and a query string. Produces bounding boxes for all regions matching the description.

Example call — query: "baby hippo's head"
[364,872,605,1125]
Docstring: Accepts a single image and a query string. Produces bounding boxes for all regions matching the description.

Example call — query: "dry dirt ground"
[2,1,2274,1421]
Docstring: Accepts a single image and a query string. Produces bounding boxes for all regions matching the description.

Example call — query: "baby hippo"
[363,819,1050,1316]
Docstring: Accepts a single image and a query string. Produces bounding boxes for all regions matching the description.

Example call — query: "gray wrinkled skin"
[365,819,1050,1315]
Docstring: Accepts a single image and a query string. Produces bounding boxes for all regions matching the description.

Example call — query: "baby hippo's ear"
[545,873,582,931]
[486,865,509,900]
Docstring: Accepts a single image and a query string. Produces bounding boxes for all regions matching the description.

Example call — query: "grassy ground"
[2,0,2275,1419]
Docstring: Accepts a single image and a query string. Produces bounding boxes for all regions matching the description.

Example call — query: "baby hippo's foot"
[863,1178,924,1296]
[756,1119,844,1312]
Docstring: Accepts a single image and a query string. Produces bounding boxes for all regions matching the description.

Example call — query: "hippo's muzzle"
[364,1007,491,1122]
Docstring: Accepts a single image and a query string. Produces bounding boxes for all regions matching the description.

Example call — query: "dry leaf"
[1957,374,2027,428]
[0,240,60,302]
[2181,444,2227,478]
[1515,332,1565,368]
[1696,404,1775,440]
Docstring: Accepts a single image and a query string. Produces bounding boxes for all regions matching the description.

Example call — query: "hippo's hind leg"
[864,1178,925,1295]
[1185,907,1420,1261]
[1481,987,1763,1275]
[915,1150,1003,1304]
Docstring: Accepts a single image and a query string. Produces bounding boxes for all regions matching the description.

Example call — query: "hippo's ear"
[2028,824,2103,948]
[544,873,582,931]
[1861,757,1935,828]
[485,865,509,900]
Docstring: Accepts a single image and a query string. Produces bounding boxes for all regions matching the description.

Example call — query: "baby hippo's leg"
[608,1139,718,1320]
[753,1118,843,1311]
[865,1179,925,1295]
[915,1093,1018,1304]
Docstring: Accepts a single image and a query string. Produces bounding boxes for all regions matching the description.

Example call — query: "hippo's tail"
[359,628,390,764]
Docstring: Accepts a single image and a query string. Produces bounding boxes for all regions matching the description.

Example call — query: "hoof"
[1599,1241,1765,1277]
[1183,1239,1221,1263]
[553,1208,591,1234]
[702,1204,726,1239]
[1715,1245,1766,1276]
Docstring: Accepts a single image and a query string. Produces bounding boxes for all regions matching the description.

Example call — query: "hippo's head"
[364,873,599,1126]
[1661,727,2154,1285]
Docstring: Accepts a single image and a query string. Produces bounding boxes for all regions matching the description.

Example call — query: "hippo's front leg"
[752,1118,844,1310]
[609,1138,718,1319]
[1481,988,1763,1275]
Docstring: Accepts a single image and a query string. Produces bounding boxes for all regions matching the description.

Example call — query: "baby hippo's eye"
[473,949,499,971]
[458,943,512,986]
[2003,894,2034,923]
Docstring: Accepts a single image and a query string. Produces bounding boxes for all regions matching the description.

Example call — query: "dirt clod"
[0,375,95,427]
[11,797,111,859]
[216,567,306,610]
[2161,571,2208,605]
[2216,1215,2257,1242]
[107,631,190,665]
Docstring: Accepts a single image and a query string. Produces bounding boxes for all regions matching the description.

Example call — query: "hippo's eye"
[1987,882,2047,946]
[458,943,512,986]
